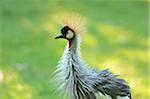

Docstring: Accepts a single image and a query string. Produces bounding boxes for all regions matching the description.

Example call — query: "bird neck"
[68,34,81,54]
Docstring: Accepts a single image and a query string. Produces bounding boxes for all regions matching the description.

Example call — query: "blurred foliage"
[0,0,148,99]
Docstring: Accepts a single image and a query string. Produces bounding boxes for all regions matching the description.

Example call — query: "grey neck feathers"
[68,34,81,56]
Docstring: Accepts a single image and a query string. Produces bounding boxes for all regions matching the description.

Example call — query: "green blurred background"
[0,0,148,99]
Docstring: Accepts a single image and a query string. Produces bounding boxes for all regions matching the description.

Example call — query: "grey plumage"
[55,27,131,99]
[95,69,131,99]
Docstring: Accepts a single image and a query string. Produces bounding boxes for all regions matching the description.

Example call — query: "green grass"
[0,1,148,99]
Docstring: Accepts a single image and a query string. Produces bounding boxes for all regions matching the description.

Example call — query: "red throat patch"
[69,41,72,48]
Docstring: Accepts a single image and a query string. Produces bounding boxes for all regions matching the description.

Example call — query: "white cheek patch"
[66,31,74,39]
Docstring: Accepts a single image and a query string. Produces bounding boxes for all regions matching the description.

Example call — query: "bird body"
[54,14,131,99]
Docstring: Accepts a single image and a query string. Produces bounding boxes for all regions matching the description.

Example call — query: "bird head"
[55,26,76,48]
[54,13,86,48]
[55,26,75,41]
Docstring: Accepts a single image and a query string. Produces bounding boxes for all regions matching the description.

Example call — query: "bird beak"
[55,34,65,39]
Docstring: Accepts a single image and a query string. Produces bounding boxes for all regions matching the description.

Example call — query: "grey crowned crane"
[54,14,131,99]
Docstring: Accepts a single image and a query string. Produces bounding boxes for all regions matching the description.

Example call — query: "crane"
[54,14,131,99]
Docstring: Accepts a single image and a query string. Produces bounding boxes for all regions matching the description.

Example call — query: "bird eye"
[66,30,74,39]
